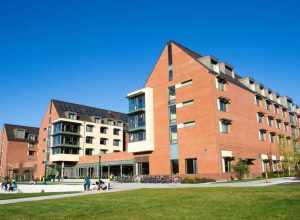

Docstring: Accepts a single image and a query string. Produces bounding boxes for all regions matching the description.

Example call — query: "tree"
[278,134,300,176]
[233,159,250,180]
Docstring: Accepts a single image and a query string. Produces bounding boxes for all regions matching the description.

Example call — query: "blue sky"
[0,0,299,127]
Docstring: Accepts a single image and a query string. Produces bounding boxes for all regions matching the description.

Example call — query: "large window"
[128,113,145,130]
[169,125,178,144]
[169,105,177,124]
[269,133,276,143]
[129,131,145,142]
[185,158,197,174]
[129,95,145,112]
[168,86,176,104]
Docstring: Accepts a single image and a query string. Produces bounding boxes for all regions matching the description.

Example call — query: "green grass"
[0,186,300,220]
[0,192,78,200]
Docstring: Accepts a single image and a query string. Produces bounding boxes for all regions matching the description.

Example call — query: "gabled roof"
[170,41,253,93]
[4,124,39,142]
[52,99,128,123]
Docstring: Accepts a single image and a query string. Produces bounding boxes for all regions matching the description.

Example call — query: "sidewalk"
[1,177,299,205]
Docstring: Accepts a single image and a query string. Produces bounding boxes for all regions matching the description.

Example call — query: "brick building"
[0,124,39,181]
[127,41,300,179]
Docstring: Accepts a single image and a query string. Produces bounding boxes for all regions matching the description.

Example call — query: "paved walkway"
[1,177,299,205]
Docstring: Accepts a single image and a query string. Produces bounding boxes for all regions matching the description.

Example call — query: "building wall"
[36,101,60,179]
[0,128,37,179]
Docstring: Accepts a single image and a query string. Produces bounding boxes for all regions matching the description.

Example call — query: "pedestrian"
[83,175,91,191]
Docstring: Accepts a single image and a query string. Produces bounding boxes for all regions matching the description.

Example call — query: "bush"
[233,159,250,180]
[181,176,215,184]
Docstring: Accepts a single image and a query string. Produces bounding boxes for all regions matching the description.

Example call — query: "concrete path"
[1,177,299,205]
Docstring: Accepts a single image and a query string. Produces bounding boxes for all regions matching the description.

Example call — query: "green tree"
[233,159,250,180]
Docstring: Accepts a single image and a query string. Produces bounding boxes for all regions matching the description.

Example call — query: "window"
[86,136,93,144]
[85,148,93,156]
[265,100,272,111]
[113,139,120,147]
[268,116,274,127]
[28,151,35,156]
[284,123,289,132]
[168,86,176,104]
[100,138,108,145]
[169,105,177,124]
[219,119,231,134]
[14,129,25,139]
[182,99,194,107]
[259,129,266,141]
[86,125,94,132]
[95,117,101,123]
[257,113,264,123]
[185,158,197,174]
[255,96,262,106]
[129,94,145,112]
[216,78,226,91]
[171,159,179,175]
[129,131,145,142]
[218,98,229,112]
[269,133,276,143]
[113,128,120,135]
[169,125,178,144]
[168,69,173,81]
[183,121,196,128]
[276,120,281,129]
[68,112,77,120]
[128,113,145,130]
[100,127,108,134]
[223,157,232,173]
[181,79,192,87]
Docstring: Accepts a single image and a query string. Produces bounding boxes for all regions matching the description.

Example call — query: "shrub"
[233,159,250,180]
[181,176,215,184]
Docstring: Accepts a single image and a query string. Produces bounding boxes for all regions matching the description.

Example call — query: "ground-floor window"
[138,162,149,175]
[171,159,179,175]
[185,158,197,174]
[222,157,232,173]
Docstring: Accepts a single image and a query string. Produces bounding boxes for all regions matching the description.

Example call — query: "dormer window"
[95,117,101,124]
[14,129,25,139]
[68,112,77,120]
[211,59,219,73]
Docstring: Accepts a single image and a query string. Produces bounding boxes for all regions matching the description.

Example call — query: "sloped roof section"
[4,124,39,142]
[170,41,253,93]
[52,99,128,123]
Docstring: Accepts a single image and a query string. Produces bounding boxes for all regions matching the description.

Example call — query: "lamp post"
[98,155,102,185]
[43,160,48,185]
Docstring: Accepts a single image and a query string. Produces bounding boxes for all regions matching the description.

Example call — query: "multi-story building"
[0,124,39,180]
[36,99,130,179]
[127,41,300,179]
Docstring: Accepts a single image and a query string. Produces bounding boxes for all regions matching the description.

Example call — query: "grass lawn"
[0,185,300,220]
[0,192,78,201]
